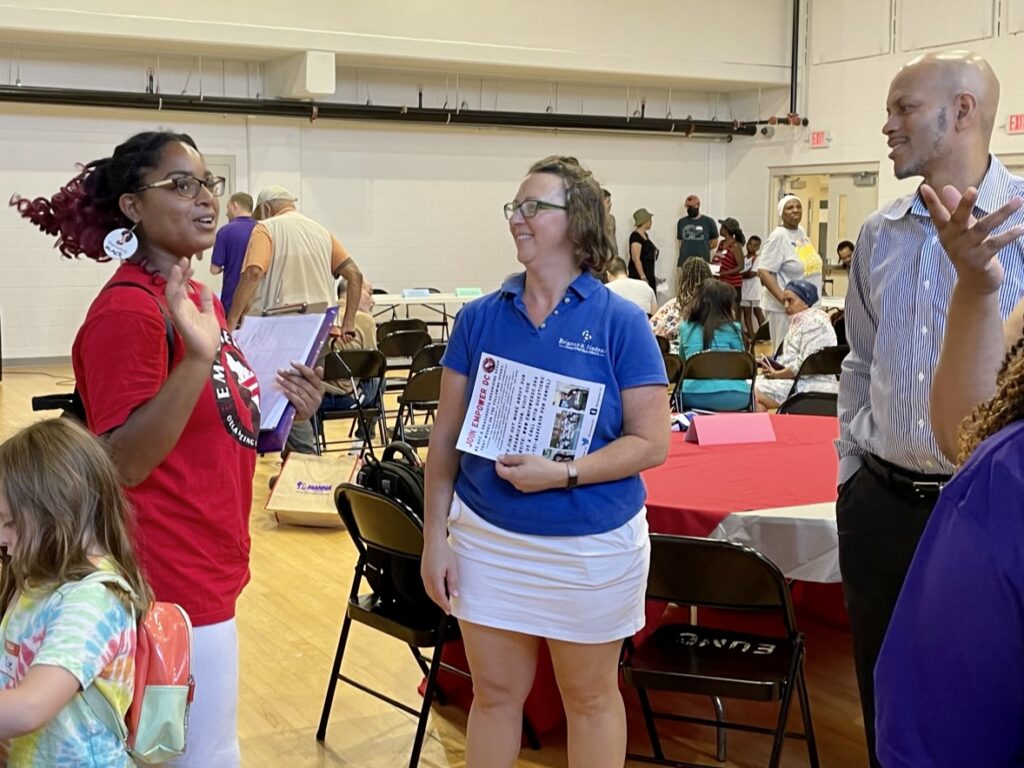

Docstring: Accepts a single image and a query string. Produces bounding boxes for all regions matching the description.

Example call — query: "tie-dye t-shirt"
[0,562,135,767]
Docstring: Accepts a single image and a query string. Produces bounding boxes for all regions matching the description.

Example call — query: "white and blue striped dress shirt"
[837,156,1024,485]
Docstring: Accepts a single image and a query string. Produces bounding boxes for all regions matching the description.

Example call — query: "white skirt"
[448,495,650,644]
[741,276,761,305]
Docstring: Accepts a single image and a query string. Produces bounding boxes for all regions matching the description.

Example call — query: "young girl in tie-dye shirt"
[0,419,152,767]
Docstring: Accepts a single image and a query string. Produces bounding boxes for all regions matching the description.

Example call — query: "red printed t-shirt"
[718,243,744,288]
[72,263,260,626]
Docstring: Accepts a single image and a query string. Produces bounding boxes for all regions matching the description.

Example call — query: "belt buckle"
[911,480,945,498]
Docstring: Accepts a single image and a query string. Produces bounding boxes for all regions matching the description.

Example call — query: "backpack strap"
[70,281,177,424]
[102,281,175,373]
[77,571,135,746]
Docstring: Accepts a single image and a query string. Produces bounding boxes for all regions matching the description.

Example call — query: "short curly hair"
[10,131,197,261]
[526,156,614,276]
[958,336,1024,464]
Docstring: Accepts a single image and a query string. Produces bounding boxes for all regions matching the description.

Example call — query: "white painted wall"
[725,0,1024,241]
[0,0,792,88]
[1,101,726,358]
[6,0,1024,360]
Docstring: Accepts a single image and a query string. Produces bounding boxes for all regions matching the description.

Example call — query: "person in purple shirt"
[875,390,1024,767]
[210,192,256,315]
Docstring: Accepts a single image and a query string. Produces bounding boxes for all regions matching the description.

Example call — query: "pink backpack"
[81,571,195,764]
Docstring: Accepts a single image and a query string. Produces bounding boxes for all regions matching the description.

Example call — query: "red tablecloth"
[436,414,845,736]
[645,414,839,537]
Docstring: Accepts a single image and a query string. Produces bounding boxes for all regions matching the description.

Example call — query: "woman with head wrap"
[755,279,837,409]
[757,195,823,350]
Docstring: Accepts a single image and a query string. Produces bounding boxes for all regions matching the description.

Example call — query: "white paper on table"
[233,313,326,431]
[456,352,605,461]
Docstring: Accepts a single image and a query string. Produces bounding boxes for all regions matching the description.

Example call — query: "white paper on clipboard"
[456,352,605,461]
[232,312,329,431]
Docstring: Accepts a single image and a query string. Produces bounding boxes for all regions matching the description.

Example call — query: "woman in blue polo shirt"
[421,156,669,768]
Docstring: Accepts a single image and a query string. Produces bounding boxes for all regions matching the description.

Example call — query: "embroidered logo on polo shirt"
[558,329,606,357]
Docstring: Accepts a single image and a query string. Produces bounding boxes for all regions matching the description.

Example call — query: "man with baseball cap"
[675,194,718,268]
[227,184,364,455]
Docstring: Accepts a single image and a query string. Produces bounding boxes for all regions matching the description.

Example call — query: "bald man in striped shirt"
[836,50,1024,767]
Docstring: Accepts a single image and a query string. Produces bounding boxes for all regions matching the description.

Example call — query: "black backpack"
[32,282,174,423]
[355,441,433,613]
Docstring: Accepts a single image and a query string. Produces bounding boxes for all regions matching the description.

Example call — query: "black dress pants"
[836,457,945,768]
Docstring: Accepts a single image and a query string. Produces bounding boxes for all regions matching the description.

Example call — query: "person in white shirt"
[605,257,657,314]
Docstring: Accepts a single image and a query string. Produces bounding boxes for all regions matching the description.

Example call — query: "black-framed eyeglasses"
[503,199,567,220]
[137,175,227,199]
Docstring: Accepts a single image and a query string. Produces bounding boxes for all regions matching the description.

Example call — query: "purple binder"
[238,306,337,454]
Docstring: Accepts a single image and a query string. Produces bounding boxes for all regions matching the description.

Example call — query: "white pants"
[168,618,241,768]
[766,310,790,354]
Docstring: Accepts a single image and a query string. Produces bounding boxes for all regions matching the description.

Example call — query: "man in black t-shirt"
[675,194,718,265]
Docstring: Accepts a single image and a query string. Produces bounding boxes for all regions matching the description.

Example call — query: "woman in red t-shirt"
[12,131,324,767]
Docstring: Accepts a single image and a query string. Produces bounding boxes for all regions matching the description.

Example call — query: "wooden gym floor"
[0,364,867,767]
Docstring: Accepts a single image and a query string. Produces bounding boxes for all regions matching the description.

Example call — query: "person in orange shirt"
[226,186,363,336]
[227,186,363,454]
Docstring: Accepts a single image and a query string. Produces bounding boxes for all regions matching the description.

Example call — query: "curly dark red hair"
[10,131,198,261]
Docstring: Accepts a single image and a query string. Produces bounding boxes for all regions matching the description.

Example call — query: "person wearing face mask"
[757,195,823,351]
[675,194,718,269]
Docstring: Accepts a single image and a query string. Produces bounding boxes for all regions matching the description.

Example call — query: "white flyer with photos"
[456,352,605,461]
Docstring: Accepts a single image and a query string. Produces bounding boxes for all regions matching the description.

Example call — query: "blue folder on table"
[233,307,337,453]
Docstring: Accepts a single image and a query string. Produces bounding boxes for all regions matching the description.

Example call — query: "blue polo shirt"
[442,270,668,536]
[211,215,256,314]
[875,419,1024,768]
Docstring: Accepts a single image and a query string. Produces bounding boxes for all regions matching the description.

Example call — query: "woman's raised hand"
[165,258,222,364]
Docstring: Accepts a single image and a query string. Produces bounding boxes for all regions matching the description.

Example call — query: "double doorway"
[770,164,879,273]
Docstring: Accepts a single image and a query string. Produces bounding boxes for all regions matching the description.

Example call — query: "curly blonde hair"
[527,156,615,275]
[958,337,1024,464]
[676,258,713,311]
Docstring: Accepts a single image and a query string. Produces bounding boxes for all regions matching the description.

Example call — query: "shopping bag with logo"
[267,452,354,528]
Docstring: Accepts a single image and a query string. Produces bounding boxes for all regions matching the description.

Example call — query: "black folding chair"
[678,350,758,412]
[409,343,447,375]
[314,348,388,455]
[663,354,683,407]
[749,321,771,352]
[317,484,539,766]
[391,366,443,449]
[621,535,820,768]
[655,335,671,354]
[379,330,433,390]
[786,345,849,400]
[776,392,838,417]
[377,318,428,344]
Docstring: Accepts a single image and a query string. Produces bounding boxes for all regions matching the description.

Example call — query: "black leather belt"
[862,453,951,499]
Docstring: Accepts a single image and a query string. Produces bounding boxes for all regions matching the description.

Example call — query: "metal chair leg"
[522,714,542,750]
[316,612,354,741]
[767,661,800,768]
[636,686,665,761]
[711,695,727,762]
[408,618,448,768]
[796,665,820,768]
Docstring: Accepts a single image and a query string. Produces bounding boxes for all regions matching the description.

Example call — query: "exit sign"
[1009,114,1024,135]
[809,130,829,148]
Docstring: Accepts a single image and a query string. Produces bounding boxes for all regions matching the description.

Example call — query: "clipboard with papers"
[232,307,337,453]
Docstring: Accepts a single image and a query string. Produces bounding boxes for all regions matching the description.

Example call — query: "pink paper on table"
[684,412,777,446]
